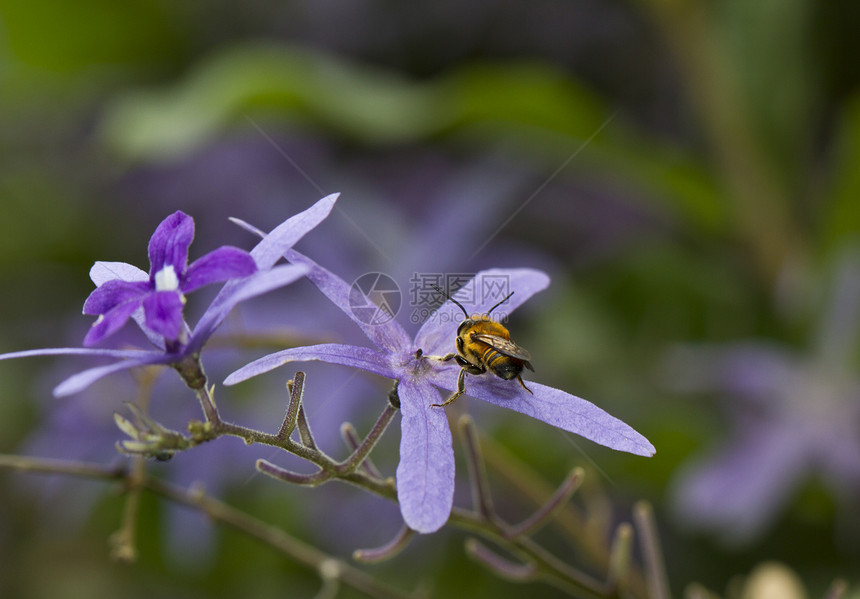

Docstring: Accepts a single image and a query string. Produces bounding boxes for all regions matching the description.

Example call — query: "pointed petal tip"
[223,371,250,386]
[600,432,656,458]
[638,442,657,458]
[624,431,656,457]
[223,351,297,386]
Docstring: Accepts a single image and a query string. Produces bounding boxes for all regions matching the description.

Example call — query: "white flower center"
[154,265,180,292]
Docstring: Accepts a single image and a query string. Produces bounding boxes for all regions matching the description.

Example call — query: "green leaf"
[101,43,727,232]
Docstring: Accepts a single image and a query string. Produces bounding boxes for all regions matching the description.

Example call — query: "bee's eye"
[456,320,471,335]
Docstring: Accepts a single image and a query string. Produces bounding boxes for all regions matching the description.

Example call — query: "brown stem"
[634,501,672,599]
[353,524,415,563]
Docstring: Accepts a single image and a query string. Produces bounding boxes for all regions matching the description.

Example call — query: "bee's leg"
[516,375,533,395]
[432,367,467,407]
[425,352,458,362]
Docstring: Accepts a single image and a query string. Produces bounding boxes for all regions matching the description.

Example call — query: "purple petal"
[414,268,550,356]
[142,291,186,340]
[0,347,163,362]
[182,246,257,293]
[82,279,149,315]
[229,195,411,352]
[224,343,396,385]
[88,263,164,349]
[184,195,337,352]
[428,367,655,457]
[148,211,194,274]
[284,250,412,353]
[53,354,171,397]
[89,261,148,286]
[83,300,144,346]
[396,379,455,533]
[242,193,339,269]
[671,424,805,542]
[188,264,307,352]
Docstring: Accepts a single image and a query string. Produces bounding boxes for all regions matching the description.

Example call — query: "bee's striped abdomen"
[480,345,505,368]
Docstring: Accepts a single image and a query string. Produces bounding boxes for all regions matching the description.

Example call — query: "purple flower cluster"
[1,192,654,535]
[0,194,338,395]
[82,210,258,347]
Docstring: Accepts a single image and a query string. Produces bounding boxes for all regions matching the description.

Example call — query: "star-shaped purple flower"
[0,194,339,396]
[225,250,655,533]
[83,211,258,347]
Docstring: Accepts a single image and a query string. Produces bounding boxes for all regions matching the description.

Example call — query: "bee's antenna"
[431,284,469,318]
[487,291,514,315]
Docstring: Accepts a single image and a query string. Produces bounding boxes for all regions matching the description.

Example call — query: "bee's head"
[432,285,514,330]
[456,317,481,335]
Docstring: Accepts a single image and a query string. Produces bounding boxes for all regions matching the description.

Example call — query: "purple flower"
[225,250,655,533]
[665,249,860,543]
[0,194,339,396]
[83,210,258,347]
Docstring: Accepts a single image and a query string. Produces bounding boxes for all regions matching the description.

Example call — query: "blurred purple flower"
[0,194,339,396]
[82,210,257,347]
[666,249,860,543]
[225,251,655,533]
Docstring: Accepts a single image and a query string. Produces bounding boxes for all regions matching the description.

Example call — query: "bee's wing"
[473,333,533,362]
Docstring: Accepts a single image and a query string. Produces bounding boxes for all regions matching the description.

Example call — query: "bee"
[431,285,534,408]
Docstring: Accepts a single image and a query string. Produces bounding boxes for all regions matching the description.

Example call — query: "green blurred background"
[1,1,859,597]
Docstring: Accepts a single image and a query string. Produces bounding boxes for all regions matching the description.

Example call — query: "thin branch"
[465,538,538,582]
[195,385,221,426]
[0,454,126,480]
[257,459,332,486]
[353,524,415,563]
[335,404,397,476]
[605,522,634,596]
[341,422,383,479]
[476,433,650,597]
[634,501,672,599]
[338,470,397,501]
[478,434,596,548]
[4,360,668,599]
[212,419,396,501]
[505,467,584,540]
[145,477,416,599]
[109,456,146,563]
[210,395,398,500]
[0,453,416,599]
[277,372,305,441]
[297,404,319,450]
[449,508,608,599]
[458,415,497,522]
[314,559,342,599]
[214,419,323,462]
